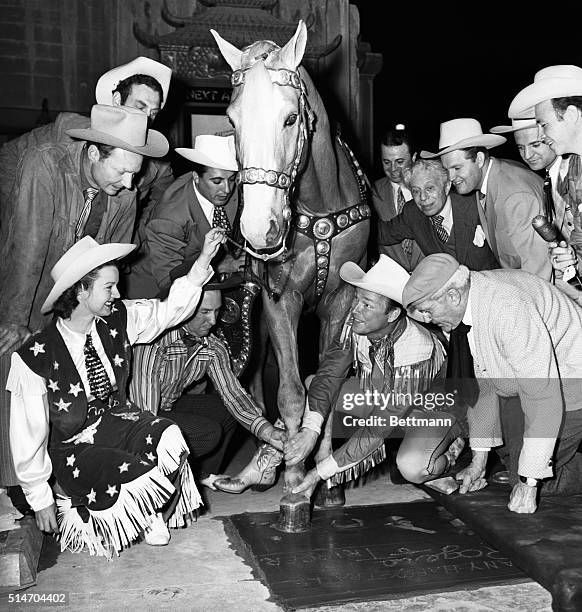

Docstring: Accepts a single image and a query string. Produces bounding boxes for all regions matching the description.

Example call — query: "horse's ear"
[278,20,307,70]
[210,29,243,70]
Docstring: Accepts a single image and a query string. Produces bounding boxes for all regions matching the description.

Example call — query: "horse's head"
[211,21,311,258]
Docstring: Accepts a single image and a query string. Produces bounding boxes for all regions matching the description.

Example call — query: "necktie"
[212,202,232,234]
[75,188,99,241]
[431,214,449,243]
[445,323,479,407]
[397,187,413,257]
[84,334,113,402]
[543,171,555,225]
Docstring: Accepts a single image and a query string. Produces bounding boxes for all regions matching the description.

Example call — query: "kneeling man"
[287,255,465,497]
[402,253,582,513]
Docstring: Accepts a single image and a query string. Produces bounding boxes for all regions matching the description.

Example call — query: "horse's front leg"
[263,289,306,492]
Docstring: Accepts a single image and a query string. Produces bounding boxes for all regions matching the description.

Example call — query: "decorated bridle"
[230,60,315,261]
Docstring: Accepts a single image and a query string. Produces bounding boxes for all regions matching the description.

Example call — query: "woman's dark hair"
[52,263,117,319]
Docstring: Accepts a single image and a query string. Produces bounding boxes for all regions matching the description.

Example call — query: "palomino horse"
[211,21,370,491]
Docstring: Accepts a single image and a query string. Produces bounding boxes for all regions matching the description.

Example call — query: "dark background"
[351,4,582,176]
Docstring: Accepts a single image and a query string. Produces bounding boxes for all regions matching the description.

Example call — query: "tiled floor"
[2,436,553,612]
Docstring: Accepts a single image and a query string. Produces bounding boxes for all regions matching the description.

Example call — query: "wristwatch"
[519,475,540,487]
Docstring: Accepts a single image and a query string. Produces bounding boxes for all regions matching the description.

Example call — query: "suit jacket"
[0,140,138,332]
[371,177,424,272]
[477,157,551,280]
[378,192,499,271]
[0,112,174,234]
[125,171,239,299]
[467,269,582,479]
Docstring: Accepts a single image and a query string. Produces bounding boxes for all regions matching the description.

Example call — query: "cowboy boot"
[213,443,283,494]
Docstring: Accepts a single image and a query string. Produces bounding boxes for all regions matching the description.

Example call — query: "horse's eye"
[284,114,298,127]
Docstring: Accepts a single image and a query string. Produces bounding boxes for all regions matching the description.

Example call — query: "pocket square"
[473,225,486,247]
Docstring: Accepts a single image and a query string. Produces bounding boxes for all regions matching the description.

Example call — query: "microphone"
[532,215,582,289]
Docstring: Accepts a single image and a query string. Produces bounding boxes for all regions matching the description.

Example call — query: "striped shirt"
[130,329,270,439]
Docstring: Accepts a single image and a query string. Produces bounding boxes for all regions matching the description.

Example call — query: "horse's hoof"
[283,464,306,492]
[274,493,311,533]
[313,483,345,507]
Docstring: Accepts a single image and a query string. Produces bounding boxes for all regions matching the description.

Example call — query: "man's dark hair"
[191,162,210,176]
[552,96,582,116]
[381,126,415,155]
[114,74,163,105]
[461,146,489,162]
[52,263,117,319]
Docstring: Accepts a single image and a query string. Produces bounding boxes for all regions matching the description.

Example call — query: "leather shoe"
[144,512,170,546]
[489,469,510,485]
[214,444,283,494]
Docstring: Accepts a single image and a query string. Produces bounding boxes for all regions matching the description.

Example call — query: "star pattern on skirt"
[140,460,149,466]
[30,342,45,356]
[54,398,71,412]
[72,467,80,478]
[146,452,156,462]
[86,489,96,504]
[145,435,153,445]
[68,382,82,397]
[48,379,59,392]
[118,462,130,473]
[110,328,118,338]
[53,361,59,370]
[66,454,76,466]
[106,484,117,497]
[113,354,124,367]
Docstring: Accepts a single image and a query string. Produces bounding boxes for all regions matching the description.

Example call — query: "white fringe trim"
[156,424,202,528]
[56,467,174,559]
[327,444,387,487]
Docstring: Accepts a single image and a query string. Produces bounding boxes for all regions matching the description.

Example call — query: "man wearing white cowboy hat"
[7,226,225,556]
[125,134,241,299]
[0,56,174,229]
[284,255,465,500]
[507,65,582,297]
[421,118,550,281]
[0,104,169,492]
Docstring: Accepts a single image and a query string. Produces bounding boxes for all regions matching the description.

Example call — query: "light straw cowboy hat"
[66,104,169,158]
[176,135,238,171]
[420,118,506,159]
[508,65,582,119]
[41,237,136,314]
[339,255,410,305]
[95,56,172,108]
[490,116,538,134]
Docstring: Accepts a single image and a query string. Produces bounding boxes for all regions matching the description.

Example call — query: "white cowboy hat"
[339,255,410,305]
[420,118,506,159]
[95,56,172,108]
[176,134,238,171]
[41,237,136,314]
[508,65,582,119]
[490,117,537,134]
[66,104,169,158]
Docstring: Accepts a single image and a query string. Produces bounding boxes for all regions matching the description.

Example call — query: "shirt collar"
[391,181,411,201]
[479,158,493,198]
[192,177,216,224]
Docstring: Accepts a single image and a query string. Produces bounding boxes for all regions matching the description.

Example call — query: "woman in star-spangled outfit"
[8,227,225,557]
